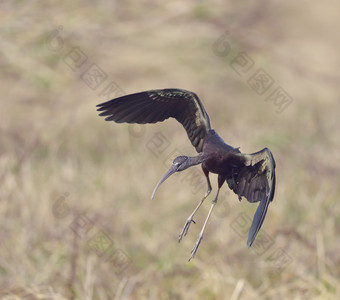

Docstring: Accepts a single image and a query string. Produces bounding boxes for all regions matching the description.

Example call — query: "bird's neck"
[187,153,208,166]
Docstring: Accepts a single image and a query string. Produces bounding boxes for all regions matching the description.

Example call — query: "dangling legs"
[189,174,226,261]
[178,166,212,242]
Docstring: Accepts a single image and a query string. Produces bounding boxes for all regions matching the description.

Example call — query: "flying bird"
[97,89,276,260]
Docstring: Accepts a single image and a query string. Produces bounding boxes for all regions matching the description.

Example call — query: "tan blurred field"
[1,1,339,299]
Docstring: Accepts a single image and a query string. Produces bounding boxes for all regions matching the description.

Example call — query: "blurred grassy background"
[1,1,339,299]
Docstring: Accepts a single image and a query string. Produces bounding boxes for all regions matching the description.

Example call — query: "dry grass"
[1,1,339,299]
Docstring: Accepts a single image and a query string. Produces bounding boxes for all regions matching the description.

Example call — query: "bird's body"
[97,88,276,260]
[201,131,241,175]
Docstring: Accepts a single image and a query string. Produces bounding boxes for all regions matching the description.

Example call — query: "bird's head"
[151,156,190,200]
[172,156,190,171]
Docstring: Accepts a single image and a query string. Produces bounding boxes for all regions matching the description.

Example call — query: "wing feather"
[228,148,276,247]
[97,89,211,152]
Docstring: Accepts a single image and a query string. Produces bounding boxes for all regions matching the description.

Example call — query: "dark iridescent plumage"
[97,88,276,260]
[97,89,210,152]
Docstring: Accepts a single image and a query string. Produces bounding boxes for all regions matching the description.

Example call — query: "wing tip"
[247,225,257,248]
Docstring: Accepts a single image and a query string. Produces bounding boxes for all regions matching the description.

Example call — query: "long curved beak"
[151,165,177,200]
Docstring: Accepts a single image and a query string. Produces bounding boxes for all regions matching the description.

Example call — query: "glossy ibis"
[97,89,276,260]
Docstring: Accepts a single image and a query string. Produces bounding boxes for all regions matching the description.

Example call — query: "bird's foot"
[188,232,203,261]
[178,217,196,243]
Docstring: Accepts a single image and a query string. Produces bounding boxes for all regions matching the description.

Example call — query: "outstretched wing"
[227,148,276,247]
[97,89,211,152]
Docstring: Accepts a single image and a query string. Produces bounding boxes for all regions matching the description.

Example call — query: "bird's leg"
[178,167,212,242]
[188,189,219,261]
[188,174,226,261]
